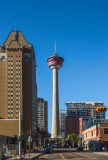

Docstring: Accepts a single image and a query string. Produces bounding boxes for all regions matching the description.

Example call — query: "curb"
[5,152,44,160]
[31,153,44,160]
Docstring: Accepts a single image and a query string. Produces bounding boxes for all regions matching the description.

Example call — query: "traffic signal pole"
[28,136,32,159]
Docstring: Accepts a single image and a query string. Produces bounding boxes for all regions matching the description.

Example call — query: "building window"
[86,133,87,138]
[8,115,10,118]
[104,128,108,134]
[16,110,18,113]
[8,109,10,113]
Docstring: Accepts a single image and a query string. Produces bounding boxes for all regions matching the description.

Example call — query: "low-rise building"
[82,123,108,151]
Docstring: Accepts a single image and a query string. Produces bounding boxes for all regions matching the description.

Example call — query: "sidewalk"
[5,151,43,160]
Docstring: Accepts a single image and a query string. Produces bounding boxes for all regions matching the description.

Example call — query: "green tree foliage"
[61,138,66,145]
[68,134,79,147]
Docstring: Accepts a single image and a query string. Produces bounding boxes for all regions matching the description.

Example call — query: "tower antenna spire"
[14,21,18,41]
[55,40,56,53]
[15,21,17,32]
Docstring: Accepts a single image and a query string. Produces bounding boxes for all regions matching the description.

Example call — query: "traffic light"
[96,106,107,112]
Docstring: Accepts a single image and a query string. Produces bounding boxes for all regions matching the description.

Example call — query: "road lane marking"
[88,158,98,159]
[60,153,99,160]
[73,152,98,159]
[66,152,98,159]
[60,153,66,160]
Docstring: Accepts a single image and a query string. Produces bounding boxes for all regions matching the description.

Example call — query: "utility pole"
[18,112,22,159]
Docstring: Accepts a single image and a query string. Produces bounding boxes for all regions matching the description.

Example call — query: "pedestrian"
[102,146,105,152]
[23,147,26,158]
[105,147,107,152]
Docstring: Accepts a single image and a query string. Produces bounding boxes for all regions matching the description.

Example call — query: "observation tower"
[47,52,64,138]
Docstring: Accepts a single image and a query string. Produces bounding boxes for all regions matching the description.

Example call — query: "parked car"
[44,147,53,154]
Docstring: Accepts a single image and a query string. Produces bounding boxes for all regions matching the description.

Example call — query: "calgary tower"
[47,52,64,138]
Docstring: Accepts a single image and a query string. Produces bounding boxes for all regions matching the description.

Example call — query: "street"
[38,148,108,160]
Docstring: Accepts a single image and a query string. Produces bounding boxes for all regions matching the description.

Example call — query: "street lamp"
[28,136,32,159]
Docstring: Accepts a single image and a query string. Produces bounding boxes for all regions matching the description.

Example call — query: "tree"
[61,138,66,146]
[68,134,79,147]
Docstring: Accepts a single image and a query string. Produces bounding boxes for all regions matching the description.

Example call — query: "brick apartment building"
[65,117,79,136]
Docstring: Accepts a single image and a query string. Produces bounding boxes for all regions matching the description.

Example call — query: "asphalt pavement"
[5,148,108,160]
[5,151,43,160]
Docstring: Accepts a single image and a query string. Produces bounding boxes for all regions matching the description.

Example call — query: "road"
[37,148,108,160]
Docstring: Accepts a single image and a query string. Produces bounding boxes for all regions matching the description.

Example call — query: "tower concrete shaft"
[47,53,64,138]
[51,66,59,138]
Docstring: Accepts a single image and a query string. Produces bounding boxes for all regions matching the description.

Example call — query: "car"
[44,147,53,154]
[53,143,59,148]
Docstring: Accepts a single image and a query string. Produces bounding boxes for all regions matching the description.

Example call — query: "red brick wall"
[65,117,79,136]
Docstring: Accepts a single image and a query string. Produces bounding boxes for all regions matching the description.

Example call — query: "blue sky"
[0,0,108,132]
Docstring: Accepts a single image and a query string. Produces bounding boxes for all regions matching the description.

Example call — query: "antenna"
[14,21,16,32]
[14,21,18,41]
[54,40,56,53]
